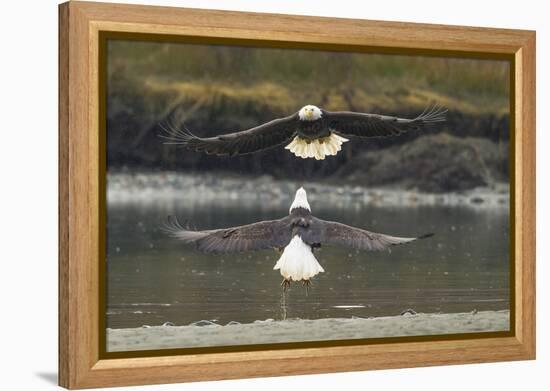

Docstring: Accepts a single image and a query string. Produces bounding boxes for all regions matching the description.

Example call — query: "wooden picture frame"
[58,1,536,389]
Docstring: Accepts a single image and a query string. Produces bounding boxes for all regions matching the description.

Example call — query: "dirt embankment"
[107,79,510,193]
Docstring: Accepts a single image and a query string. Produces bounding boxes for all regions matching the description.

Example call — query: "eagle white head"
[298,105,322,121]
[289,187,311,213]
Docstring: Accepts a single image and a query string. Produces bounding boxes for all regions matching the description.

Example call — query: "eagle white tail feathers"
[274,235,324,281]
[285,133,349,160]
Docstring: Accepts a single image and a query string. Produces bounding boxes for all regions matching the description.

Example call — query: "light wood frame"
[59,1,536,389]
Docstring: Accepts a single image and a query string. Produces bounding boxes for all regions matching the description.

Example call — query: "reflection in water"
[106,201,509,329]
[280,290,288,321]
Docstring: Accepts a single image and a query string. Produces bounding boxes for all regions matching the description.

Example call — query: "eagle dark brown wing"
[159,113,300,156]
[301,217,433,251]
[162,216,293,254]
[322,104,446,138]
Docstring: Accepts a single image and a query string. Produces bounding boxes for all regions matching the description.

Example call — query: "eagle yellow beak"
[306,111,313,119]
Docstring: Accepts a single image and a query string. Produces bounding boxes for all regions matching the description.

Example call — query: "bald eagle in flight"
[160,104,446,160]
[164,188,433,290]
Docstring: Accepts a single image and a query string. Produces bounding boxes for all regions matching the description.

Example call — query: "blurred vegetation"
[108,40,509,113]
[107,40,510,190]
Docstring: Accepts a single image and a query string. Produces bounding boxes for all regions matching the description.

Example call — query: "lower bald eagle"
[160,104,447,160]
[163,188,433,290]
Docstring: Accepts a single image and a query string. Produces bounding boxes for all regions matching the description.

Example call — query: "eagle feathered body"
[160,104,447,160]
[295,119,331,140]
[164,188,433,285]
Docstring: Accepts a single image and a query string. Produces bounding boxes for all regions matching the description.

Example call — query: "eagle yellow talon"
[281,279,291,292]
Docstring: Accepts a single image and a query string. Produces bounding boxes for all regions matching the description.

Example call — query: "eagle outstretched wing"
[162,216,293,254]
[323,104,447,138]
[159,114,300,156]
[302,217,433,251]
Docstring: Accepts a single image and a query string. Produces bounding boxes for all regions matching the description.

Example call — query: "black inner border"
[97,31,516,360]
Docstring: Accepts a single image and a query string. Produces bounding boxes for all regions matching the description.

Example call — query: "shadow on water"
[106,201,510,329]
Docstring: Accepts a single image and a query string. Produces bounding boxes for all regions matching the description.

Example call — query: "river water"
[106,199,510,329]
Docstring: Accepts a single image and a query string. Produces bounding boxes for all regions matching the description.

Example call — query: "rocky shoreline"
[107,310,510,352]
[107,171,509,209]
